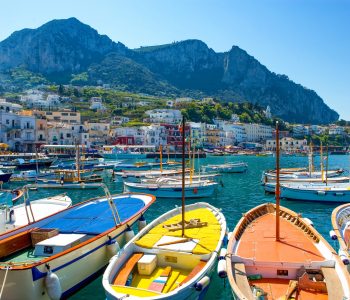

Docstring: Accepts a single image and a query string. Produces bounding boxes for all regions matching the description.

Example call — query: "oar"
[157,238,191,246]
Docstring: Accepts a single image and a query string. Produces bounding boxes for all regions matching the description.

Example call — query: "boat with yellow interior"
[103,202,227,299]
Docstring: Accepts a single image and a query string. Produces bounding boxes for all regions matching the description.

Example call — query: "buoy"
[217,248,227,278]
[45,265,62,300]
[339,250,350,265]
[138,215,147,231]
[107,238,120,256]
[329,230,337,240]
[125,226,135,243]
[303,218,314,227]
[194,276,210,291]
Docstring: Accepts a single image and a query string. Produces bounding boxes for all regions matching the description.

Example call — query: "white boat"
[202,162,248,173]
[264,168,344,180]
[0,187,72,233]
[10,170,55,182]
[116,168,186,179]
[331,203,350,271]
[101,145,155,160]
[103,201,227,300]
[225,203,350,299]
[263,176,350,193]
[124,178,218,198]
[0,184,155,299]
[279,182,350,202]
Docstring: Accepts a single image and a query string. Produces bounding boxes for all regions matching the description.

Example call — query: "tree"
[58,84,64,96]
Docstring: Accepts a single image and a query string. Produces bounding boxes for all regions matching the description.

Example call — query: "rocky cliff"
[0,18,339,124]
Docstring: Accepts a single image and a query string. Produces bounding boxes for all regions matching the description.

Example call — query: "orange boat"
[224,122,350,300]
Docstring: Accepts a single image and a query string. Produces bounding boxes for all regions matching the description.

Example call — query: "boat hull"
[124,183,216,198]
[0,172,12,183]
[281,185,350,202]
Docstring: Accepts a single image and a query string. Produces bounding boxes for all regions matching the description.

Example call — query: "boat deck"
[250,278,328,300]
[237,213,324,263]
[40,196,145,235]
[135,208,221,255]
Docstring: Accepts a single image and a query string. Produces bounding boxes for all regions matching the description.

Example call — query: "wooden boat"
[280,182,350,202]
[124,179,218,198]
[0,189,23,204]
[0,184,155,299]
[10,170,55,182]
[331,203,350,271]
[116,168,187,179]
[103,117,226,299]
[264,169,344,180]
[0,187,72,233]
[202,162,248,173]
[103,202,227,300]
[224,123,350,300]
[2,157,54,170]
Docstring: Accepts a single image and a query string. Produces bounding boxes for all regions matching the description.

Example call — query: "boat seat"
[232,263,254,300]
[179,260,206,286]
[298,271,327,294]
[0,228,35,259]
[321,267,344,300]
[113,253,144,286]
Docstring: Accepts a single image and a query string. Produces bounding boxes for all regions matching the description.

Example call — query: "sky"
[0,0,349,120]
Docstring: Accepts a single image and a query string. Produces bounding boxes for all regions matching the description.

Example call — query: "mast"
[275,121,280,242]
[159,145,163,173]
[76,143,81,181]
[326,144,329,186]
[308,141,314,177]
[188,132,192,184]
[320,141,324,182]
[181,115,186,238]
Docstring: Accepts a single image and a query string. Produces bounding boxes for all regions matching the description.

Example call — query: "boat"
[2,157,54,170]
[101,145,155,160]
[95,158,122,170]
[0,169,12,183]
[0,186,72,233]
[224,122,350,299]
[10,170,55,182]
[124,178,218,198]
[115,168,187,179]
[103,202,227,300]
[0,184,155,299]
[264,169,344,180]
[279,182,350,202]
[103,115,227,300]
[202,162,248,173]
[331,203,350,270]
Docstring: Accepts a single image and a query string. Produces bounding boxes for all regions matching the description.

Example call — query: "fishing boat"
[10,170,55,182]
[279,182,350,202]
[0,186,72,233]
[124,178,218,198]
[264,169,344,180]
[0,169,12,183]
[331,203,350,270]
[103,115,227,300]
[0,189,23,204]
[115,168,187,179]
[103,202,227,300]
[262,176,350,193]
[224,122,350,299]
[202,162,248,173]
[0,184,155,299]
[2,157,54,170]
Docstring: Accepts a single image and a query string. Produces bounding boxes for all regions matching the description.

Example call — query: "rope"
[0,266,10,299]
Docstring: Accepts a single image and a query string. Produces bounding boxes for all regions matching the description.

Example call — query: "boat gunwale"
[331,203,350,259]
[0,192,156,270]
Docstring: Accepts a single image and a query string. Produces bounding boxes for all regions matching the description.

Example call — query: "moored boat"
[331,202,350,272]
[0,169,12,183]
[202,162,248,173]
[0,184,155,299]
[103,202,227,300]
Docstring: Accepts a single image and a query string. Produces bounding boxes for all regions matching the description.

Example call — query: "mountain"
[0,18,339,124]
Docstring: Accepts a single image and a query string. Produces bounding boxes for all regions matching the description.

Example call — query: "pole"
[181,115,186,238]
[326,144,329,186]
[159,145,163,173]
[320,141,324,182]
[275,121,280,242]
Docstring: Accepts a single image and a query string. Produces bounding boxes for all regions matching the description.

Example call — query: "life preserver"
[193,187,198,194]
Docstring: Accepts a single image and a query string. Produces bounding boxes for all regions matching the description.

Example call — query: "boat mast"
[275,121,280,242]
[320,141,324,182]
[76,143,81,181]
[326,144,329,186]
[181,115,186,238]
[308,141,314,177]
[159,145,163,173]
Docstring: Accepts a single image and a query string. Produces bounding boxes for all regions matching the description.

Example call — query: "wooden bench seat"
[321,267,344,300]
[180,260,206,286]
[113,253,144,286]
[232,263,254,300]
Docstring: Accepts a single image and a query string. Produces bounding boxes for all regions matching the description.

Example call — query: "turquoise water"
[11,154,350,299]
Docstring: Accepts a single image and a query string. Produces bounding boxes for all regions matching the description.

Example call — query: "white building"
[141,124,167,147]
[0,99,23,113]
[113,127,145,145]
[145,109,182,124]
[110,116,130,126]
[175,97,193,105]
[20,90,63,109]
[47,123,90,147]
[85,122,111,146]
[265,137,307,151]
[243,123,272,142]
[90,97,106,111]
[0,110,36,151]
[292,125,309,137]
[329,125,345,136]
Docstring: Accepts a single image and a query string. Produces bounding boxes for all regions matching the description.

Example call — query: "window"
[6,119,9,124]
[61,113,68,116]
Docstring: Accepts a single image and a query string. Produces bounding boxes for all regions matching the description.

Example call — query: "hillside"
[0,18,339,124]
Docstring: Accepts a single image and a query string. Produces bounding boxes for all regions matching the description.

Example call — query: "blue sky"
[1,0,349,120]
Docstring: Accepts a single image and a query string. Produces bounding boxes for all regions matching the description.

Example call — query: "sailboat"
[0,185,72,233]
[103,116,227,300]
[224,122,350,299]
[0,183,155,299]
[331,203,350,270]
[201,161,248,173]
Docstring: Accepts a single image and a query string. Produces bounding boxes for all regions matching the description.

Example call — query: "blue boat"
[0,170,12,183]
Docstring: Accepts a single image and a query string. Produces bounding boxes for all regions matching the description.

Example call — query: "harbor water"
[15,154,349,299]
